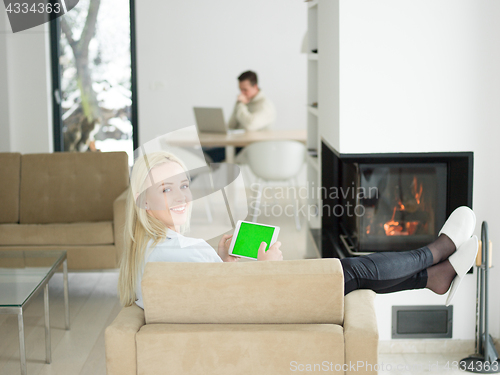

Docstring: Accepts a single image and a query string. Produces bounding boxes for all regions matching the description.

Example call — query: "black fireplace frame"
[321,140,473,258]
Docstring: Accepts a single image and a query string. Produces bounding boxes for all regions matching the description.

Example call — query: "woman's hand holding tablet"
[256,240,283,261]
[228,221,282,261]
[218,234,240,262]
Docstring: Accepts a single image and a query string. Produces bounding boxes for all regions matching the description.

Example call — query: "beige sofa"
[0,152,129,270]
[105,258,379,374]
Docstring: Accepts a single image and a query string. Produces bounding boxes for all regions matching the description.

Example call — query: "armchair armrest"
[105,304,145,375]
[113,188,129,264]
[344,289,379,375]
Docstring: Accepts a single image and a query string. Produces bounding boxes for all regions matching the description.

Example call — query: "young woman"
[118,151,478,309]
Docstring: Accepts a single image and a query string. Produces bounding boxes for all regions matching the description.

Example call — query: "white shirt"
[227,90,276,131]
[134,229,222,309]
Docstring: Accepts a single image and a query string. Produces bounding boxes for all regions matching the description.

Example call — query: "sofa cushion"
[0,153,21,224]
[136,323,344,375]
[0,245,118,270]
[0,221,114,246]
[19,152,129,224]
[142,258,344,325]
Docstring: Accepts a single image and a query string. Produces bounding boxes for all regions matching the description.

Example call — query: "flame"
[383,206,403,236]
[381,175,426,236]
[411,176,423,205]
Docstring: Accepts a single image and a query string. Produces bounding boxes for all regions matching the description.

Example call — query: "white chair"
[244,140,306,230]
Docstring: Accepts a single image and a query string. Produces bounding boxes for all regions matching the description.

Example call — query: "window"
[50,0,138,165]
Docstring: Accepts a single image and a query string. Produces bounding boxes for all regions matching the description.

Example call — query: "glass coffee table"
[0,250,70,375]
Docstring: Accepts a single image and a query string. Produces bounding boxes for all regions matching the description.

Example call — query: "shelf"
[308,209,321,229]
[307,154,319,171]
[307,106,318,116]
[306,0,321,237]
[305,228,322,259]
[307,0,318,8]
[309,228,321,253]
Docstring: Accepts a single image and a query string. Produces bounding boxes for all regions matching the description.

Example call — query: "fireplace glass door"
[356,163,447,252]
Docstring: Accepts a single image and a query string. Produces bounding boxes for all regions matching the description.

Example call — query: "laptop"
[193,107,245,134]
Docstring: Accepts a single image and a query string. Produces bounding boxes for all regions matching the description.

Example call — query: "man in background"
[228,70,276,131]
[203,71,276,163]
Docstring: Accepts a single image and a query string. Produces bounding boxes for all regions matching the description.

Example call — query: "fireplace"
[321,142,473,257]
[351,162,448,252]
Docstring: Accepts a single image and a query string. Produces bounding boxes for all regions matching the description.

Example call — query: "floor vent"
[392,305,453,339]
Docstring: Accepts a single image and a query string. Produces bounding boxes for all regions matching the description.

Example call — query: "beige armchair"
[0,152,129,270]
[105,258,379,374]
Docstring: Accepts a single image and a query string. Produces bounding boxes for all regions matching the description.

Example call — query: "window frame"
[49,0,139,152]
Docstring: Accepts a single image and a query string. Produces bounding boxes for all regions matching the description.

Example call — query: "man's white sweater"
[227,90,276,131]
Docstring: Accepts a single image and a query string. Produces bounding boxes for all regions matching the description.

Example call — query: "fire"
[412,176,423,205]
[382,175,425,236]
[383,205,418,236]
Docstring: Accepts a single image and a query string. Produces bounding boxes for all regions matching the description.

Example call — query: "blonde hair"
[118,151,192,307]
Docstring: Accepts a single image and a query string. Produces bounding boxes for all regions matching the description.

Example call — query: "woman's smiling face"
[142,161,192,231]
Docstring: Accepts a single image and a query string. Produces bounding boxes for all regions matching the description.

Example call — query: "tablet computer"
[228,220,280,260]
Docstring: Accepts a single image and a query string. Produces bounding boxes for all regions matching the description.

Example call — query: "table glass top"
[0,250,66,307]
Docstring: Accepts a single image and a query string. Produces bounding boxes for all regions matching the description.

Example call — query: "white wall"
[0,11,11,152]
[0,10,53,154]
[336,0,500,340]
[135,0,307,144]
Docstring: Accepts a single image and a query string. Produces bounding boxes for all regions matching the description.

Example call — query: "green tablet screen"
[232,222,276,259]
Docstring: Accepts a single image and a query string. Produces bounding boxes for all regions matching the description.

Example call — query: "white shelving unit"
[307,0,318,8]
[305,0,339,258]
[305,0,321,257]
[307,106,318,116]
